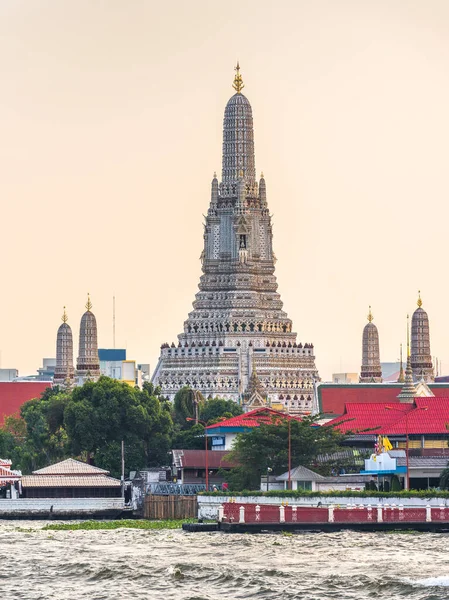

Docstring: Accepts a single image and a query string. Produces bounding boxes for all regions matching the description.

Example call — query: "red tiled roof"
[172,450,235,469]
[327,402,414,434]
[383,398,449,435]
[0,382,51,425]
[205,407,300,430]
[327,398,449,435]
[318,383,449,417]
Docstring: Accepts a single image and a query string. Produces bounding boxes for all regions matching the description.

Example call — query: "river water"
[1,522,449,599]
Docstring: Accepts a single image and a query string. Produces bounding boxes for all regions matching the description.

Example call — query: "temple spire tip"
[86,293,92,312]
[232,62,244,94]
[417,290,422,308]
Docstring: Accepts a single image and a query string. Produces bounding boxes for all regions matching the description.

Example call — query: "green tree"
[171,423,207,450]
[200,398,243,424]
[64,377,173,477]
[172,387,205,428]
[440,466,449,490]
[226,415,346,490]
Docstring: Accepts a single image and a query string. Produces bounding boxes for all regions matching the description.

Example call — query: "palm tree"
[439,466,449,490]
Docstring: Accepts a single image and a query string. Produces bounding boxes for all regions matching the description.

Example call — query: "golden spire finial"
[213,171,217,179]
[86,293,92,312]
[261,171,264,179]
[417,290,422,308]
[367,306,373,323]
[232,62,244,94]
[62,306,68,323]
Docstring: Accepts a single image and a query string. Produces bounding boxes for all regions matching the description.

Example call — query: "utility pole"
[121,439,125,501]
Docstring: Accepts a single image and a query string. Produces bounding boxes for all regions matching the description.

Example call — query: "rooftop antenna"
[113,295,116,349]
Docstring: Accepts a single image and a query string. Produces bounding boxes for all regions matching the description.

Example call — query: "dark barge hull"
[219,521,449,533]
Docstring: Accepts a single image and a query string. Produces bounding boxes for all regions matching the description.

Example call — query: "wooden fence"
[144,495,198,520]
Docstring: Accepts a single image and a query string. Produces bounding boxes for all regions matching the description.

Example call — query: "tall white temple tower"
[152,65,319,414]
[53,307,75,387]
[76,294,100,384]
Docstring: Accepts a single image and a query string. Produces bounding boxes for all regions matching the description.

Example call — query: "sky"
[1,0,449,380]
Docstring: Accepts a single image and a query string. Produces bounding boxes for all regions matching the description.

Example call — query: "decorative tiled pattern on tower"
[411,292,434,383]
[151,66,320,415]
[359,307,382,383]
[53,307,74,387]
[76,294,100,384]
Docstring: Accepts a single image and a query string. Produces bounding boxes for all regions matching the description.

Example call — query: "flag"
[383,436,393,451]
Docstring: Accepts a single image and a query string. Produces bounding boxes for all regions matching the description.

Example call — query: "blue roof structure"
[98,349,126,361]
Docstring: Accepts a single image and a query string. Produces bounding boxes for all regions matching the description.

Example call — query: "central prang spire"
[151,66,320,415]
[221,63,256,186]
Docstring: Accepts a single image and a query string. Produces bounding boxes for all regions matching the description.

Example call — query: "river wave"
[1,524,449,599]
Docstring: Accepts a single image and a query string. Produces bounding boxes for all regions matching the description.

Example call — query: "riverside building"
[152,65,320,414]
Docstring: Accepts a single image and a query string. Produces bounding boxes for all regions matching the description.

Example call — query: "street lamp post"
[186,417,209,491]
[266,466,272,492]
[385,405,428,491]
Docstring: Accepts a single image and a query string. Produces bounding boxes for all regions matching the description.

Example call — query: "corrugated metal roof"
[277,465,325,481]
[396,457,449,468]
[22,475,120,488]
[172,449,235,469]
[33,459,109,475]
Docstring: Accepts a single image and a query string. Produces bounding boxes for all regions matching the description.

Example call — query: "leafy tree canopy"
[225,415,346,491]
[200,398,243,425]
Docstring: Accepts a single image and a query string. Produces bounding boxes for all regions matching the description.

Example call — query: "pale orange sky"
[1,0,449,380]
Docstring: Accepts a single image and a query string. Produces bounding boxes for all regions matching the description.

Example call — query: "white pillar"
[426,504,431,522]
[328,505,334,523]
[377,503,383,523]
[367,505,372,521]
[279,505,285,523]
[292,506,297,522]
[218,504,224,522]
[399,504,404,521]
[255,505,260,521]
[239,506,245,523]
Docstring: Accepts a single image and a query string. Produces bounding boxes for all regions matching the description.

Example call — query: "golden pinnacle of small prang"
[261,171,264,179]
[232,62,244,94]
[62,306,68,323]
[367,306,373,323]
[213,171,217,179]
[417,290,422,308]
[86,293,92,312]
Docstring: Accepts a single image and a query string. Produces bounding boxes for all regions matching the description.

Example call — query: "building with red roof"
[0,382,51,425]
[205,407,302,451]
[317,383,449,418]
[171,449,236,487]
[327,398,449,453]
[326,398,449,489]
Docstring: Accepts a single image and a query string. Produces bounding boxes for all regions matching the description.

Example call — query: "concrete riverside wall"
[0,498,129,519]
[198,495,449,521]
